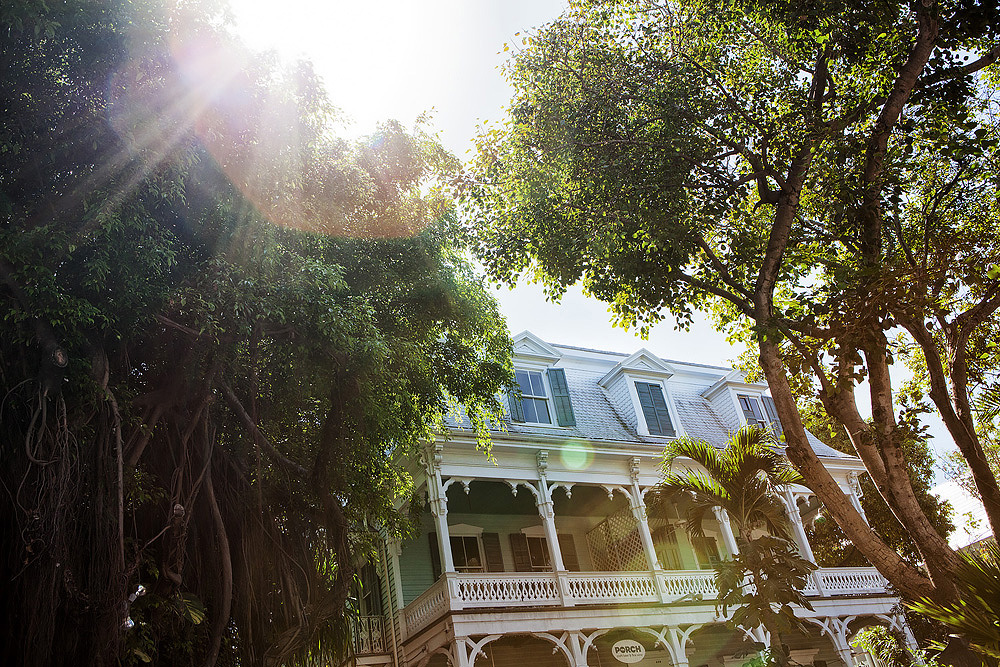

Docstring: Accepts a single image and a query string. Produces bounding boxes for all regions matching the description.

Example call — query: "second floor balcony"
[400,566,890,638]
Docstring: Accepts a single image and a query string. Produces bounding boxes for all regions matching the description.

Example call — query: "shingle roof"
[445,356,850,460]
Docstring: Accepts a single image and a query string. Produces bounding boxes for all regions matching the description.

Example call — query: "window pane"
[450,536,466,567]
[522,398,538,423]
[529,371,546,397]
[531,398,551,424]
[516,370,532,395]
[463,537,482,570]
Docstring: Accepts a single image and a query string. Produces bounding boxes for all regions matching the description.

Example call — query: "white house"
[345,332,915,667]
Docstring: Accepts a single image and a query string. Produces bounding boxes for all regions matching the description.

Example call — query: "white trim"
[598,349,675,388]
[512,330,562,364]
[449,523,484,537]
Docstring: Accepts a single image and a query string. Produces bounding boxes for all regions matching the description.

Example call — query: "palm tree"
[908,541,1000,665]
[653,425,815,667]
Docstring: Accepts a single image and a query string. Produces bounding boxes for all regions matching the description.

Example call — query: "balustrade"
[567,572,658,603]
[454,572,560,605]
[350,615,387,655]
[400,567,891,638]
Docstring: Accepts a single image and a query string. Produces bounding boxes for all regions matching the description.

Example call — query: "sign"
[612,639,646,664]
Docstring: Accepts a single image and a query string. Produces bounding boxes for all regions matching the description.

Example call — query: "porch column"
[629,457,663,572]
[425,446,455,573]
[896,615,923,666]
[847,472,869,524]
[451,637,471,667]
[781,489,826,595]
[823,618,855,667]
[712,506,740,557]
[781,489,817,563]
[567,631,591,667]
[535,451,566,572]
[665,626,691,667]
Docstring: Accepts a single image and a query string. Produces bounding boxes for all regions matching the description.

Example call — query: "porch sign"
[612,639,646,664]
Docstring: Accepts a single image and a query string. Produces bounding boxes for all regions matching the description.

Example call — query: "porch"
[400,567,890,638]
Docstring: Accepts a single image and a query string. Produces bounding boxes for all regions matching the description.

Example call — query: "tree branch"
[220,382,309,477]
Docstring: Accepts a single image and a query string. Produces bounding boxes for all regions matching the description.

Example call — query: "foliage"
[851,626,920,667]
[908,543,1000,664]
[0,1,511,665]
[654,426,814,666]
[464,2,1000,653]
[799,401,953,568]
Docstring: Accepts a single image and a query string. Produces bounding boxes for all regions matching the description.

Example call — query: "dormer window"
[738,395,767,428]
[635,382,675,437]
[515,370,550,424]
[508,367,576,427]
[738,394,782,436]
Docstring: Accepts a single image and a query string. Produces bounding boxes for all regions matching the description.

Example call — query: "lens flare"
[105,3,433,239]
[560,440,593,470]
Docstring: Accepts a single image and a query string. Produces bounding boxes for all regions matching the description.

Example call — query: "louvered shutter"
[482,533,505,572]
[506,390,524,422]
[509,533,532,571]
[649,385,675,436]
[637,382,674,436]
[428,532,441,580]
[557,534,579,571]
[739,395,766,427]
[761,395,783,438]
[636,382,658,432]
[546,368,576,426]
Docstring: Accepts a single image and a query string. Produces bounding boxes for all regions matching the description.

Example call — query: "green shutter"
[509,533,532,571]
[507,390,524,423]
[636,382,657,432]
[482,532,505,572]
[761,395,783,438]
[557,534,579,571]
[649,384,675,436]
[637,382,674,436]
[546,368,576,426]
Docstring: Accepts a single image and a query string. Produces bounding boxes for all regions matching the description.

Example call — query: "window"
[635,382,675,436]
[358,563,382,615]
[652,525,683,570]
[692,536,721,570]
[450,535,483,572]
[738,394,782,435]
[514,369,551,424]
[526,536,551,571]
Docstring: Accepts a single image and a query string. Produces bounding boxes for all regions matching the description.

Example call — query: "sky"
[227,0,740,366]
[226,0,986,542]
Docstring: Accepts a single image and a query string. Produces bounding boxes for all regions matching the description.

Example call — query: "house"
[345,332,916,667]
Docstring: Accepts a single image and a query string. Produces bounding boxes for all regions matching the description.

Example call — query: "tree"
[654,427,814,667]
[798,400,954,569]
[1,1,511,665]
[464,2,1000,660]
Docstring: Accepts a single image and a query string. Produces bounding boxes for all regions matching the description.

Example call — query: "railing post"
[445,572,463,611]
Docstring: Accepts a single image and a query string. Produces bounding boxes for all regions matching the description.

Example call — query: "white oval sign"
[612,639,646,664]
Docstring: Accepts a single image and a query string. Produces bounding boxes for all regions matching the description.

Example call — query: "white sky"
[227,1,990,534]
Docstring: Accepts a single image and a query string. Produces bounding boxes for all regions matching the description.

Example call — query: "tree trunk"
[758,339,936,600]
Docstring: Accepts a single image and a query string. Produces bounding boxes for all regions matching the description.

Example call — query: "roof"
[447,333,851,460]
